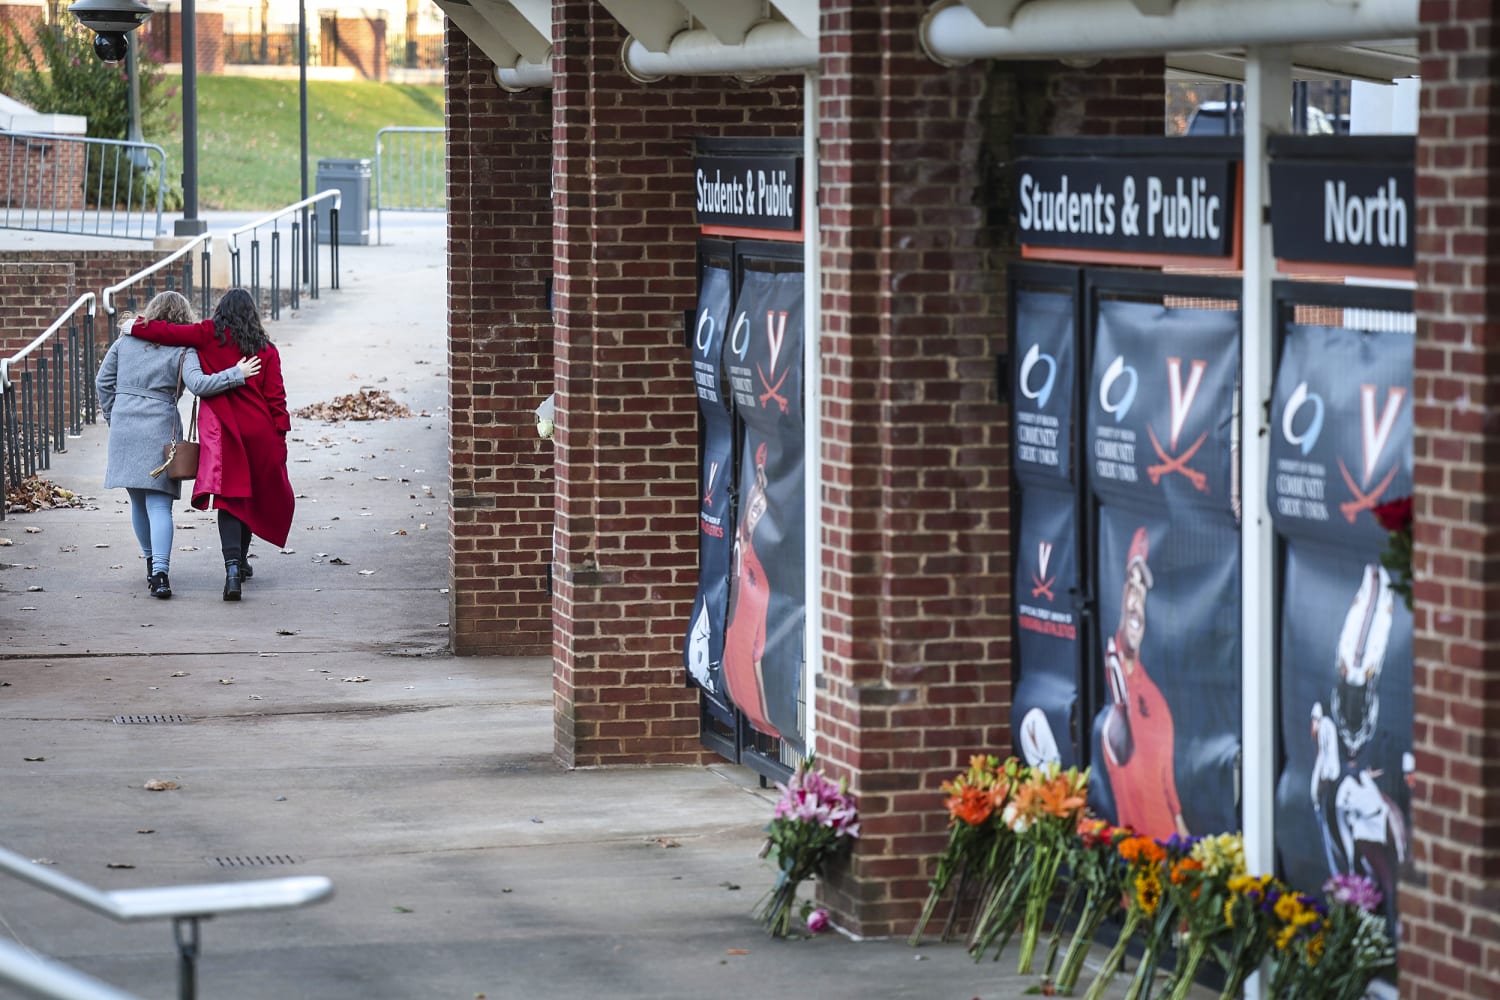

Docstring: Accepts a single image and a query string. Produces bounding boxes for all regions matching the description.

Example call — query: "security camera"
[67,0,153,63]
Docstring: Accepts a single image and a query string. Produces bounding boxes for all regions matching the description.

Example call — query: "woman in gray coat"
[96,292,262,598]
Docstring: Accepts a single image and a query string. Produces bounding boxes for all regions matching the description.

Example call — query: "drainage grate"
[211,855,300,868]
[112,714,188,725]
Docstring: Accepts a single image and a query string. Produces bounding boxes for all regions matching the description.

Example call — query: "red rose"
[1372,496,1412,533]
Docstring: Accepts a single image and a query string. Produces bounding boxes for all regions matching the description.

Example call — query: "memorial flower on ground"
[1012,765,1090,975]
[1158,833,1246,1000]
[1215,873,1281,1000]
[910,754,1010,945]
[1055,818,1130,994]
[1082,832,1165,1000]
[755,755,859,937]
[1268,875,1393,1000]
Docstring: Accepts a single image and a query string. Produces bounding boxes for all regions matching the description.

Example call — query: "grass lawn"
[149,76,445,211]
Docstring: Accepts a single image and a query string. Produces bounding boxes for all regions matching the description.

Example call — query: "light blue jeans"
[126,488,173,575]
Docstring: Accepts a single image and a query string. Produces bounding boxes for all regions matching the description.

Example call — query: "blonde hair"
[142,290,198,325]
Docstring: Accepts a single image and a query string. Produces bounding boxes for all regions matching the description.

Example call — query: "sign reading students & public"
[695,153,803,233]
[1015,156,1237,260]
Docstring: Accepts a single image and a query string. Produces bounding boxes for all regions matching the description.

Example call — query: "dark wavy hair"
[211,288,271,356]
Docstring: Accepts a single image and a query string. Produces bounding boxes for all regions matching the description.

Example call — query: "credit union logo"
[1019,343,1058,410]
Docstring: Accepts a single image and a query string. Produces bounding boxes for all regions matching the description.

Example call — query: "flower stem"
[1057,897,1112,994]
[1166,940,1210,1000]
[1082,908,1142,1000]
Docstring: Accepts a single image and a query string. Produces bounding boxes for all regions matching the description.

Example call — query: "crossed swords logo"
[756,310,791,413]
[1031,541,1056,600]
[1146,358,1211,493]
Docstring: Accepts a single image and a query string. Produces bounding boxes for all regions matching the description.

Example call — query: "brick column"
[1403,6,1500,999]
[444,22,555,656]
[816,1,1163,936]
[550,3,801,765]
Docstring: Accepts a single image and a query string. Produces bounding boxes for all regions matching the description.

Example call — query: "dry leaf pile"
[6,477,85,513]
[294,389,412,422]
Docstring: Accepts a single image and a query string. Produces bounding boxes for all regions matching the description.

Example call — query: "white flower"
[537,418,555,440]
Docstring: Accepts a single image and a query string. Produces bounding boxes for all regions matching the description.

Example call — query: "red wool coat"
[131,319,295,548]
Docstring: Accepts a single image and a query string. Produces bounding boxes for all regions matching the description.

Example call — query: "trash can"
[315,158,371,246]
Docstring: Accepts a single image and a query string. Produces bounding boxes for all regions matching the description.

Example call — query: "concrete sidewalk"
[0,221,1149,999]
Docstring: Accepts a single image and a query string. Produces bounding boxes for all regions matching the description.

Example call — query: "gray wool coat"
[96,337,247,497]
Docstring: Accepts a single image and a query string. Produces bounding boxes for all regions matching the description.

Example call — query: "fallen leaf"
[258,653,279,658]
[392,905,413,913]
[719,881,741,891]
[171,671,190,677]
[23,756,45,762]
[31,858,57,865]
[143,780,179,791]
[357,569,375,576]
[94,543,109,548]
[342,676,369,683]
[652,837,681,849]
[25,526,41,534]
[276,629,298,636]
[177,545,199,552]
[106,862,135,869]
[726,949,749,956]
[390,529,407,536]
[329,557,349,565]
[218,678,234,685]
[137,829,154,834]
[58,545,77,553]
[26,586,42,592]
[0,538,10,546]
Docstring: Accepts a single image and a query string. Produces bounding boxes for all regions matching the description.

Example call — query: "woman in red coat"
[126,287,294,600]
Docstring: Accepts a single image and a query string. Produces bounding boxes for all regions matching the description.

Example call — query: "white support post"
[1240,44,1291,1000]
[802,69,822,756]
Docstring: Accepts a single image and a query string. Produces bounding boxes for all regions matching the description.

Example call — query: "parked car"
[1185,101,1337,136]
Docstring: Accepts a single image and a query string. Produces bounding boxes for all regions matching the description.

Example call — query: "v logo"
[1167,357,1207,451]
[766,311,788,371]
[1038,541,1053,580]
[1360,384,1405,486]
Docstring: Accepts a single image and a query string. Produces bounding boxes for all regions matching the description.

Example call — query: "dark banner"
[1087,299,1240,511]
[1088,503,1240,840]
[1012,490,1081,769]
[1015,157,1236,258]
[685,262,735,718]
[1013,289,1076,486]
[1269,161,1414,270]
[695,154,802,232]
[1274,541,1412,938]
[1269,323,1413,548]
[722,266,806,753]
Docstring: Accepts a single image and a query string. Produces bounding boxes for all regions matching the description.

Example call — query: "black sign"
[1086,299,1240,512]
[695,155,802,232]
[685,263,736,719]
[1270,162,1414,269]
[1013,289,1076,486]
[1015,157,1236,258]
[1269,322,1413,548]
[1088,504,1241,840]
[1013,490,1081,769]
[722,266,806,754]
[1274,541,1412,941]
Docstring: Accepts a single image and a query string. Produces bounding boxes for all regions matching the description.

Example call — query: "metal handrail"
[0,845,333,999]
[375,126,445,245]
[100,233,212,319]
[1,130,167,240]
[0,294,94,392]
[226,190,342,317]
[0,938,143,1000]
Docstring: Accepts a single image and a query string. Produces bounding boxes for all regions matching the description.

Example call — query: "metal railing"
[0,294,96,520]
[374,126,445,244]
[0,844,332,1000]
[2,131,166,240]
[100,233,213,341]
[0,938,143,1000]
[226,190,341,321]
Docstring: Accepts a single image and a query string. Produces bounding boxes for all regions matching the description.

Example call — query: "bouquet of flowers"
[1012,765,1090,974]
[965,760,1037,958]
[1269,874,1393,1000]
[1214,873,1282,1000]
[756,755,860,937]
[910,754,1006,945]
[1372,495,1413,609]
[1158,833,1246,1000]
[1082,832,1166,1000]
[1054,818,1130,994]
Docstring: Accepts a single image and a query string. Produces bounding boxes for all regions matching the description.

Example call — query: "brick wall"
[0,135,87,213]
[149,10,224,73]
[815,1,1164,937]
[445,23,555,657]
[549,3,803,766]
[0,262,89,456]
[0,1,45,50]
[1404,4,1500,999]
[322,13,387,81]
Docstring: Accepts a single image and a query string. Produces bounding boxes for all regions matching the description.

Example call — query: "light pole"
[299,0,309,272]
[174,0,206,236]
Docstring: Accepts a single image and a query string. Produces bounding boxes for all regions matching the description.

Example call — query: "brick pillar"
[330,15,387,80]
[816,1,1163,936]
[550,3,801,765]
[153,6,222,72]
[1404,6,1500,999]
[444,22,554,657]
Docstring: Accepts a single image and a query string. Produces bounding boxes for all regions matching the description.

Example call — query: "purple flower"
[805,908,830,934]
[1323,873,1383,913]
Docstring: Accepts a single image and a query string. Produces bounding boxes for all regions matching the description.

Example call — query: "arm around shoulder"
[131,318,215,348]
[181,349,245,397]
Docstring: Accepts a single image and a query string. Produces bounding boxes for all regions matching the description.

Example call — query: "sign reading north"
[1269,162,1414,269]
[1013,289,1076,485]
[1269,323,1413,548]
[1086,299,1240,511]
[695,154,802,232]
[1015,157,1236,258]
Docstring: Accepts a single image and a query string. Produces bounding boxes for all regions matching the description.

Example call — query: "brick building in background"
[0,0,45,48]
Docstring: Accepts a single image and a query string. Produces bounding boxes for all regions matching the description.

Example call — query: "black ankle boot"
[146,557,154,589]
[149,572,172,599]
[239,558,254,581]
[223,561,243,602]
